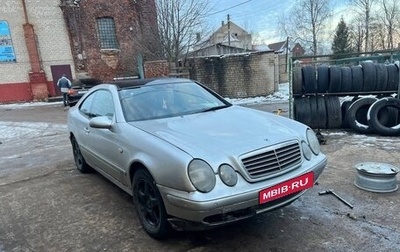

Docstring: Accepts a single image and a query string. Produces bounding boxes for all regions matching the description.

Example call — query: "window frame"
[96,17,119,50]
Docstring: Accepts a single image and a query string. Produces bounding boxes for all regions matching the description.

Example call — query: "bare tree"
[348,15,366,53]
[379,0,400,49]
[155,0,210,67]
[278,0,332,56]
[369,20,386,50]
[350,0,376,52]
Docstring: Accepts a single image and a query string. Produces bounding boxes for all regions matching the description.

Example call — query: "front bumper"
[158,155,327,231]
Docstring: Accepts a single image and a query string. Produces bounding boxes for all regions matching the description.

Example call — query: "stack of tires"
[342,96,400,136]
[293,62,399,94]
[293,62,400,135]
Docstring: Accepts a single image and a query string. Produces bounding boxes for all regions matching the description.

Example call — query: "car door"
[78,89,125,182]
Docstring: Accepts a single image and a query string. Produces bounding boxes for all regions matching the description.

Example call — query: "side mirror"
[89,116,113,129]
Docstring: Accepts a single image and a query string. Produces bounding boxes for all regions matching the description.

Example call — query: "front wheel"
[70,136,91,173]
[133,169,170,239]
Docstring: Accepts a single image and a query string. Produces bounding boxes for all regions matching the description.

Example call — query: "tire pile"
[293,62,400,136]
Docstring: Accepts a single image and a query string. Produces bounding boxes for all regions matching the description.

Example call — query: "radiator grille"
[241,142,302,179]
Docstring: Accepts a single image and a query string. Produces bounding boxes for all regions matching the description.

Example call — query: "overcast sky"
[207,0,351,45]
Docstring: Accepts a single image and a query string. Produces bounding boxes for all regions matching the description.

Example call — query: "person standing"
[57,74,72,106]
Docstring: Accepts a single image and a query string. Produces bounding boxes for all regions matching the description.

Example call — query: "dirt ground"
[0,102,399,252]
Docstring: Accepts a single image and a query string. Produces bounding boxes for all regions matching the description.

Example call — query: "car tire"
[292,66,303,95]
[325,96,342,129]
[386,64,399,91]
[341,100,353,128]
[317,65,329,93]
[294,97,312,127]
[361,62,376,91]
[71,137,91,173]
[303,65,316,93]
[309,96,327,129]
[346,97,377,134]
[317,96,327,129]
[367,97,400,136]
[133,169,170,239]
[351,65,363,92]
[375,63,388,91]
[340,67,352,92]
[328,66,342,93]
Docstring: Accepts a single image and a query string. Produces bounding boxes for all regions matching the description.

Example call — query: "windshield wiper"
[201,104,231,112]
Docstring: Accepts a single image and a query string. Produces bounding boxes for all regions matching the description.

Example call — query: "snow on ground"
[0,101,63,109]
[226,83,289,105]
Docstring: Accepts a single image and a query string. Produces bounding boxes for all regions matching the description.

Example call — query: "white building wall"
[0,0,75,84]
[0,1,30,83]
[25,0,75,81]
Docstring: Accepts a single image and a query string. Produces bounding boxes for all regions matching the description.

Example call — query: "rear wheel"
[71,137,90,173]
[133,169,170,239]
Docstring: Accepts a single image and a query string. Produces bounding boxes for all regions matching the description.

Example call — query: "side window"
[91,90,115,118]
[79,90,114,118]
[79,92,95,117]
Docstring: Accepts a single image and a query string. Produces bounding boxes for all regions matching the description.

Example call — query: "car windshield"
[119,81,231,121]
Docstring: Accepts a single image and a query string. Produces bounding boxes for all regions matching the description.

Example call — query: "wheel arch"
[129,161,149,189]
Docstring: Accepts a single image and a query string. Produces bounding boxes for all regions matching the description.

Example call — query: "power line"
[206,0,252,17]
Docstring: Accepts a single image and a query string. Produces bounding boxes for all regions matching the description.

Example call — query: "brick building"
[0,0,160,103]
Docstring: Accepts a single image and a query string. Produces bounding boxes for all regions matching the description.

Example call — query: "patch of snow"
[226,83,289,105]
[0,101,63,109]
[0,121,67,141]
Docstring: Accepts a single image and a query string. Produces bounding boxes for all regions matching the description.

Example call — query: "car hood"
[131,106,305,159]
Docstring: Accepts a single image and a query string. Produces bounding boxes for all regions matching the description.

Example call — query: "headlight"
[219,164,238,187]
[301,141,312,160]
[188,159,216,193]
[306,128,320,155]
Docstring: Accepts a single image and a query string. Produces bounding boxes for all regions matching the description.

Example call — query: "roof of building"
[267,41,287,52]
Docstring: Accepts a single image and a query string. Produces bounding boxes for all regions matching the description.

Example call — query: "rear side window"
[79,90,114,118]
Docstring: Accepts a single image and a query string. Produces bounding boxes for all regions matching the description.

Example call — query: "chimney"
[222,21,224,27]
[196,33,201,42]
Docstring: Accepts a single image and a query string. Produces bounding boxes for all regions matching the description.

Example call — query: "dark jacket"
[57,76,72,89]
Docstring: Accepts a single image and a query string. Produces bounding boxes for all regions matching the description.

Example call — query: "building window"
[96,17,118,49]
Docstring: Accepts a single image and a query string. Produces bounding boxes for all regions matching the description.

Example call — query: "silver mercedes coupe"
[67,78,327,239]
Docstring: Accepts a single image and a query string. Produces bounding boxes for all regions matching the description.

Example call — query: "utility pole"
[227,14,231,46]
[286,36,290,73]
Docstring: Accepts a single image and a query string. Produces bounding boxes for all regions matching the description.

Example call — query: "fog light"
[302,141,312,160]
[219,164,238,186]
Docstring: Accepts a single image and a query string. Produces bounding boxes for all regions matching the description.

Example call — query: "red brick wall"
[144,60,170,78]
[62,0,161,82]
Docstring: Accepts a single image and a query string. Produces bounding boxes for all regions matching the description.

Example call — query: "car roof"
[110,77,194,89]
